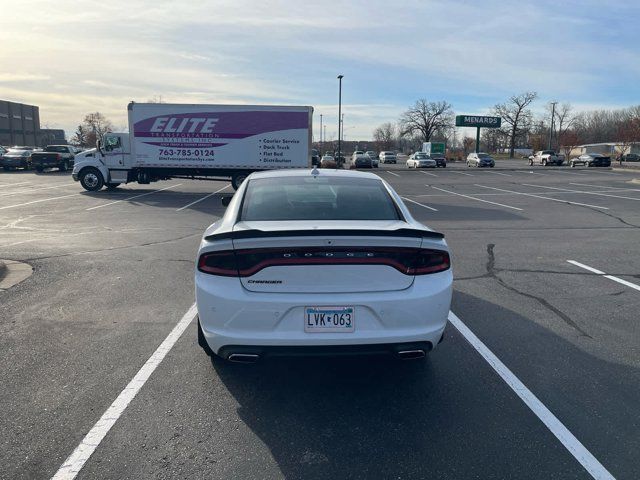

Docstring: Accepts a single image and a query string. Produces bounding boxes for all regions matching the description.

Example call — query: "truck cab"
[72,133,132,191]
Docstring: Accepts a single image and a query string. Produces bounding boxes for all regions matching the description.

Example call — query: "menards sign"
[455,115,502,128]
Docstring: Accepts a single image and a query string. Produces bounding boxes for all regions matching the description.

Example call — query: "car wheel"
[197,317,214,357]
[60,160,69,172]
[467,162,471,167]
[528,159,533,166]
[542,159,547,166]
[584,162,590,168]
[571,162,575,168]
[231,173,248,190]
[105,183,120,190]
[79,167,105,191]
[490,164,494,168]
[35,166,44,173]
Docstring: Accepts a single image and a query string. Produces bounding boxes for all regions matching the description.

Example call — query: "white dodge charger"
[195,169,452,362]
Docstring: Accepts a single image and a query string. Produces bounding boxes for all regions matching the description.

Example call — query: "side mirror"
[221,196,232,207]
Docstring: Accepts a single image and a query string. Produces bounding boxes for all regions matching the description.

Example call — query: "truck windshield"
[241,176,400,221]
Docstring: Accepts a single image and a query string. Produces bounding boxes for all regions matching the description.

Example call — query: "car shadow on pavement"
[207,289,638,479]
[410,203,526,222]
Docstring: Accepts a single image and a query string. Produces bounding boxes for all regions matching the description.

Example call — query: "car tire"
[528,159,534,166]
[105,183,120,190]
[197,317,214,357]
[542,159,547,166]
[231,173,248,190]
[79,167,105,191]
[35,166,44,173]
[571,162,575,168]
[60,160,69,172]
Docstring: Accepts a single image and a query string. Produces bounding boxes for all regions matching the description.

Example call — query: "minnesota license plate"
[304,306,355,333]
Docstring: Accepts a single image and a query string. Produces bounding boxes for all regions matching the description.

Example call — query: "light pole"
[319,113,323,147]
[337,74,343,166]
[548,101,557,150]
[323,125,326,152]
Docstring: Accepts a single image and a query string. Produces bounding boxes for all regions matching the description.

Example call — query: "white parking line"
[176,185,230,211]
[569,183,638,191]
[522,183,640,202]
[419,170,438,177]
[528,172,547,176]
[51,304,198,480]
[86,184,182,211]
[0,181,31,189]
[0,193,80,211]
[0,183,76,197]
[485,171,512,176]
[567,260,640,293]
[448,312,614,480]
[451,171,474,176]
[474,184,609,210]
[401,196,438,211]
[555,170,587,176]
[385,171,401,177]
[430,186,523,211]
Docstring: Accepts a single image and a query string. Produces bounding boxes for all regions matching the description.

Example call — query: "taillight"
[57,154,62,159]
[197,248,450,277]
[197,251,238,276]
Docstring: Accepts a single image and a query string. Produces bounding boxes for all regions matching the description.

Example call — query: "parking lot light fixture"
[337,74,343,167]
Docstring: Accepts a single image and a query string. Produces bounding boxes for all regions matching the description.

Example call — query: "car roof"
[248,168,382,181]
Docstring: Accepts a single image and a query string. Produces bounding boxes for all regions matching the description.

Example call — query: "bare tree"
[372,122,397,151]
[462,136,475,155]
[553,103,575,150]
[558,129,582,162]
[399,99,454,143]
[74,112,115,148]
[493,92,537,158]
[615,116,640,163]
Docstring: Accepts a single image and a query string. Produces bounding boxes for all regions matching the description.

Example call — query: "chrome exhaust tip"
[397,349,426,360]
[228,353,260,363]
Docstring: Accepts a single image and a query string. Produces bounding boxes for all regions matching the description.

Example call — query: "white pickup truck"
[528,150,565,166]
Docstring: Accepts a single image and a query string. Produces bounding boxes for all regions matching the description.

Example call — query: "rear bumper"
[196,270,452,354]
[32,158,62,167]
[1,158,28,167]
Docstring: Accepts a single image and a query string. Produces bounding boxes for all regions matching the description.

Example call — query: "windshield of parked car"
[415,153,429,158]
[241,176,401,221]
[7,149,29,155]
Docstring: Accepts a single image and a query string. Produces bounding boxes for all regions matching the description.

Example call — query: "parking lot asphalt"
[1,162,639,479]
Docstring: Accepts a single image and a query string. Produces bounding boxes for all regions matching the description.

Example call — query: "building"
[0,100,40,146]
[568,142,640,157]
[38,129,67,146]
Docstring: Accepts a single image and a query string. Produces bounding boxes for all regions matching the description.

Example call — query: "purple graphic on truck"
[134,110,308,148]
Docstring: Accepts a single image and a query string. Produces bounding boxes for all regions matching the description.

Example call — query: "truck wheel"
[80,167,104,191]
[528,159,533,166]
[105,183,120,191]
[60,160,69,172]
[542,159,547,166]
[231,173,248,191]
[35,166,44,173]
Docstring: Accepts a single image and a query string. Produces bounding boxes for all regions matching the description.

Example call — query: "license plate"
[305,306,354,333]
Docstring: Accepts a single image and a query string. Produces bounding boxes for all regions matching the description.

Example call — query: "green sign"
[455,115,501,128]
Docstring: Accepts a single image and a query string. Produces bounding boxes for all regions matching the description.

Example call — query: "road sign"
[455,115,501,128]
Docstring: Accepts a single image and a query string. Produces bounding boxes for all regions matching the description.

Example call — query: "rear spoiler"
[205,228,444,241]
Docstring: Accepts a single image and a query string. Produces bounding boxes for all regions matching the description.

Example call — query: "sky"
[1,0,639,141]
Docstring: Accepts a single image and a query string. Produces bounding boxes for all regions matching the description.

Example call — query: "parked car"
[365,151,379,168]
[1,148,33,170]
[570,154,611,168]
[432,155,447,168]
[320,154,336,168]
[467,152,495,168]
[406,152,436,168]
[621,153,640,162]
[196,169,452,362]
[311,149,321,166]
[528,150,565,166]
[350,151,372,169]
[379,151,397,164]
[332,151,346,164]
[30,145,76,172]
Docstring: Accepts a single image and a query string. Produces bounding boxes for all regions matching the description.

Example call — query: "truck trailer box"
[422,142,446,156]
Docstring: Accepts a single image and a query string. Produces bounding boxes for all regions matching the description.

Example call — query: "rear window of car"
[241,176,401,221]
[478,153,491,158]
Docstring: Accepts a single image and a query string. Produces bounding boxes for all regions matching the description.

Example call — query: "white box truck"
[422,142,446,156]
[72,102,313,191]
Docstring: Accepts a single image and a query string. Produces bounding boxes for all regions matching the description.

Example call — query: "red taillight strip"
[198,247,450,277]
